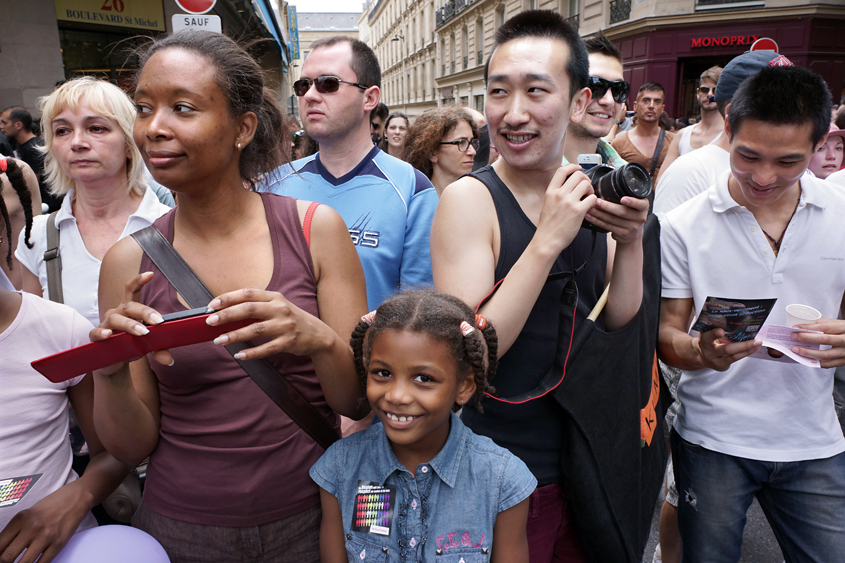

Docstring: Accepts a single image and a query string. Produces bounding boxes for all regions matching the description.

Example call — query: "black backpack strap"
[649,129,667,177]
[131,226,339,450]
[44,211,63,304]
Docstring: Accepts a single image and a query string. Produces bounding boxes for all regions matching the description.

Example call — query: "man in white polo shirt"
[658,66,845,562]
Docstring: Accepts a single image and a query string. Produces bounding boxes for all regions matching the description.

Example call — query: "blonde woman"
[16,77,169,326]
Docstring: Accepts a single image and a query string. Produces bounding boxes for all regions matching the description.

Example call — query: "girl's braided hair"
[0,159,34,269]
[350,290,498,411]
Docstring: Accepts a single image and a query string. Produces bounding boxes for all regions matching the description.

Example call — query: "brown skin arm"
[92,238,163,466]
[319,488,347,563]
[491,498,530,563]
[204,202,370,419]
[0,374,129,563]
[658,297,761,372]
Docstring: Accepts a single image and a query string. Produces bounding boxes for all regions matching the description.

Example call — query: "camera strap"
[649,129,667,177]
[479,230,597,404]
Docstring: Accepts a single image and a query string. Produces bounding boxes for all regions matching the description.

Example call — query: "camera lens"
[595,163,652,204]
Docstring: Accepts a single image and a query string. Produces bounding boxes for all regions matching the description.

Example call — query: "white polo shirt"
[16,186,169,327]
[654,144,730,217]
[661,170,845,462]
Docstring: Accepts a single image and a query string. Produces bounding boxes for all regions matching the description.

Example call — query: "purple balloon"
[51,526,169,563]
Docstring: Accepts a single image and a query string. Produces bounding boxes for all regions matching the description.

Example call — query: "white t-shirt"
[15,187,169,327]
[826,168,845,188]
[0,292,97,532]
[661,172,845,462]
[654,144,730,217]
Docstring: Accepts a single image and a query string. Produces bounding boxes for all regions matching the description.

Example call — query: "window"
[475,94,484,113]
[495,5,505,30]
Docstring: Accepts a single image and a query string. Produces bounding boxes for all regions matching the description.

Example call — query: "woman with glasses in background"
[404,106,478,196]
[378,112,409,160]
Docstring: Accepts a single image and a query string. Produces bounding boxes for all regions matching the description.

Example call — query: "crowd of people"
[2,8,845,563]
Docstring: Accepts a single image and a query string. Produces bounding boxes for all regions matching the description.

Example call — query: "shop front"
[612,17,845,119]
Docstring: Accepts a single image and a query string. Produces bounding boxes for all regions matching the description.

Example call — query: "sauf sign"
[172,0,222,33]
[692,35,760,48]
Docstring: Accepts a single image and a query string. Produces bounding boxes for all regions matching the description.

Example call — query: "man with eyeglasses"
[611,82,675,180]
[262,36,438,314]
[563,32,629,169]
[370,102,389,145]
[658,67,724,181]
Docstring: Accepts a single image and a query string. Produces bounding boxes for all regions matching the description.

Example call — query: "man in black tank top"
[431,10,649,562]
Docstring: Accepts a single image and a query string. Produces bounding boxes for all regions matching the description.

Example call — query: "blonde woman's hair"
[38,76,146,197]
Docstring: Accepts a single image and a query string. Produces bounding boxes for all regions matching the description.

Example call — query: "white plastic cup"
[785,304,822,328]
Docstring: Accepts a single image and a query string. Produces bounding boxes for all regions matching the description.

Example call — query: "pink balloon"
[51,526,169,563]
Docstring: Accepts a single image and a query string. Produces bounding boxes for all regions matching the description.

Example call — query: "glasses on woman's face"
[440,138,479,152]
[698,86,716,95]
[293,76,367,97]
[587,77,630,104]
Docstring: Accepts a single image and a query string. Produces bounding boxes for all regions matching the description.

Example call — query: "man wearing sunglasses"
[657,66,724,181]
[611,82,675,180]
[262,36,438,312]
[563,32,629,169]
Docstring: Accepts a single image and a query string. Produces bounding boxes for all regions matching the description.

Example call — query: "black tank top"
[460,165,607,486]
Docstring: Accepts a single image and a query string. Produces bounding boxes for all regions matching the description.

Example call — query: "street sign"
[172,13,222,33]
[175,0,217,15]
[750,37,779,53]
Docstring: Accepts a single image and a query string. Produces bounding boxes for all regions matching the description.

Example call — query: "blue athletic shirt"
[260,146,438,309]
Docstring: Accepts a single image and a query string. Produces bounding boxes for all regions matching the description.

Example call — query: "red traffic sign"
[175,0,217,15]
[750,37,779,53]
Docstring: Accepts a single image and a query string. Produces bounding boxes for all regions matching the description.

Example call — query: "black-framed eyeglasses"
[588,76,630,104]
[293,76,367,97]
[440,138,479,152]
[698,86,716,95]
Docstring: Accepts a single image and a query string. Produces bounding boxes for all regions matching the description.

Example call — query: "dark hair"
[133,30,286,187]
[659,111,675,131]
[584,31,621,64]
[8,109,33,133]
[404,107,478,179]
[378,112,410,151]
[835,105,845,130]
[370,102,389,125]
[485,10,589,101]
[638,82,665,98]
[309,36,381,89]
[0,159,34,269]
[728,66,832,147]
[350,290,498,411]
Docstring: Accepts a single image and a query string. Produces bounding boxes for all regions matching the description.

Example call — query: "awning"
[251,0,288,64]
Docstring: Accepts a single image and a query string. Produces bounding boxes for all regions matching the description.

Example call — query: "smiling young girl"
[310,291,536,563]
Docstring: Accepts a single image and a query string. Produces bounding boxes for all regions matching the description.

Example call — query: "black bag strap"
[131,226,339,450]
[44,211,63,304]
[649,129,667,177]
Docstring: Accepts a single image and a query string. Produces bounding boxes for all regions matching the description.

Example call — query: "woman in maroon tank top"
[89,32,369,563]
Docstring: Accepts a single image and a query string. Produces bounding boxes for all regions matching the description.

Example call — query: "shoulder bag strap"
[44,211,63,304]
[649,129,667,178]
[130,226,339,450]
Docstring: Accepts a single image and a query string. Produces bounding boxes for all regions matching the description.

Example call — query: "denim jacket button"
[346,533,352,540]
[436,549,443,555]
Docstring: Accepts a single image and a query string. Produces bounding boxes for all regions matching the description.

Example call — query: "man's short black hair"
[637,82,665,98]
[728,66,832,147]
[584,31,622,64]
[484,10,588,100]
[370,102,389,124]
[9,108,33,133]
[309,36,381,89]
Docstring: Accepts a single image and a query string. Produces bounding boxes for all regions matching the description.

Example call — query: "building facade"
[365,0,844,121]
[1,0,291,118]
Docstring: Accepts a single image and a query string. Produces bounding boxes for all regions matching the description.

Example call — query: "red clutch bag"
[31,312,254,383]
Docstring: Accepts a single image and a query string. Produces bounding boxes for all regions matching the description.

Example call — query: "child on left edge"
[310,290,537,563]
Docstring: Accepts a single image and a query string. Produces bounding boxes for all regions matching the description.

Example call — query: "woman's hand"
[207,288,331,361]
[91,271,171,371]
[0,484,89,563]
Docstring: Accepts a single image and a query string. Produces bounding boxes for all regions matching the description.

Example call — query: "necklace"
[759,194,801,256]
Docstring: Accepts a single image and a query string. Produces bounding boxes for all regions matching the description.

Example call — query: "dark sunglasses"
[293,76,367,97]
[440,138,479,152]
[588,77,630,104]
[698,86,716,95]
